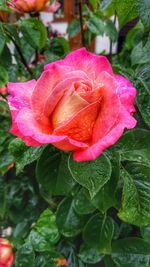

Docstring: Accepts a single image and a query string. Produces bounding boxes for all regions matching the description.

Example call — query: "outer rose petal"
[31,68,71,118]
[16,108,88,150]
[8,80,39,145]
[8,80,36,110]
[73,73,137,162]
[44,48,113,79]
[73,107,137,162]
[92,72,121,143]
[115,74,136,113]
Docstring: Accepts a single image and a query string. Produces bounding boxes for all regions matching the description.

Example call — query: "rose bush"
[7,0,60,14]
[0,238,14,267]
[8,48,136,162]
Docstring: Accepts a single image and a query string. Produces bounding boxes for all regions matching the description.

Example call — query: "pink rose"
[7,0,60,14]
[8,48,136,162]
[0,238,14,267]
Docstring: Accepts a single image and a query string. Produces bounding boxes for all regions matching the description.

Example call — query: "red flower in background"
[56,258,68,266]
[0,86,7,96]
[0,238,14,267]
[7,0,60,14]
[0,11,7,22]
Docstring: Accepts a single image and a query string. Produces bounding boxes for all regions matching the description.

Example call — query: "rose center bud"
[52,80,102,143]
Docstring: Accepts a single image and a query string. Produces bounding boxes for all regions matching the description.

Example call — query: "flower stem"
[79,0,85,47]
[3,27,33,76]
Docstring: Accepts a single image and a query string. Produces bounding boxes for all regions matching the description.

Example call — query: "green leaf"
[36,146,76,200]
[56,197,84,237]
[100,0,112,11]
[0,0,10,11]
[50,37,70,54]
[111,238,150,267]
[13,221,29,241]
[47,37,70,57]
[73,188,96,215]
[19,18,47,50]
[67,19,81,38]
[112,129,150,164]
[28,230,53,252]
[68,153,112,198]
[15,243,35,267]
[0,45,12,70]
[105,19,118,42]
[0,65,8,87]
[83,213,114,253]
[104,256,118,267]
[124,21,144,50]
[136,80,150,127]
[131,37,150,65]
[0,151,14,175]
[116,0,138,28]
[118,163,150,226]
[91,153,120,212]
[35,251,66,267]
[0,23,5,54]
[89,0,99,9]
[137,0,150,28]
[34,209,60,245]
[86,15,105,35]
[9,138,45,175]
[141,226,150,242]
[104,0,138,29]
[78,244,104,264]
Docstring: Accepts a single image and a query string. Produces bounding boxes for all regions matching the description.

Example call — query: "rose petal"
[115,74,136,113]
[8,80,38,143]
[78,84,103,103]
[52,91,89,128]
[16,108,88,150]
[8,80,36,110]
[73,107,137,162]
[44,70,90,117]
[92,72,121,143]
[53,101,100,142]
[44,48,112,80]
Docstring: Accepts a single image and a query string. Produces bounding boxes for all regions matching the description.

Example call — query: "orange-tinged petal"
[53,101,100,142]
[52,91,88,129]
[92,72,121,143]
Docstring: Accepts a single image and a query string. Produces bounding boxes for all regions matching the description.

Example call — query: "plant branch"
[109,12,117,57]
[79,0,85,47]
[4,28,33,76]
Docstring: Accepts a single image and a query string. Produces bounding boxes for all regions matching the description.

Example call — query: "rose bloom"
[0,238,14,267]
[8,48,136,162]
[7,0,60,14]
